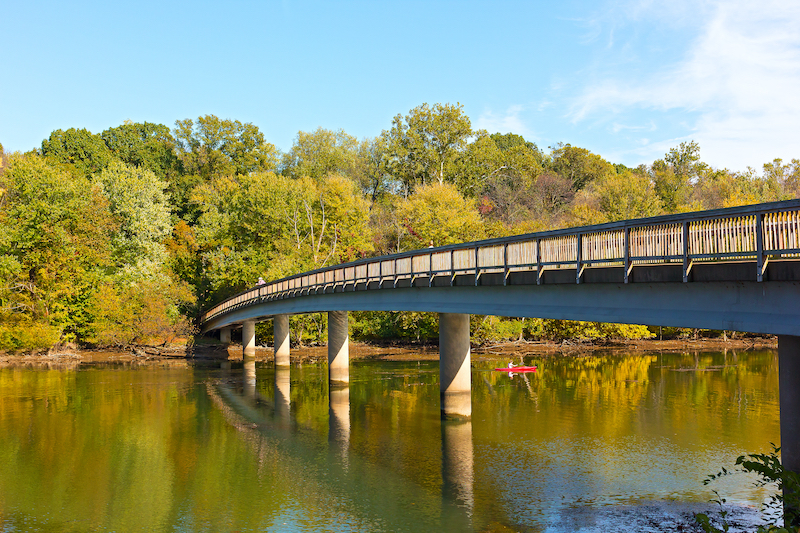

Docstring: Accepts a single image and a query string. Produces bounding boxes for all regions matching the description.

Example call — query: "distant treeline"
[0,103,797,351]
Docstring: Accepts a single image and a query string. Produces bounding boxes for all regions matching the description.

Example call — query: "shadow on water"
[213,358,474,532]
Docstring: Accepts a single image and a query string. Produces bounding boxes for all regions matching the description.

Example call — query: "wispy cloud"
[475,105,534,138]
[568,0,800,169]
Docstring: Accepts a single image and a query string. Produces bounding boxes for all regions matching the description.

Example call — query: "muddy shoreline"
[0,336,777,367]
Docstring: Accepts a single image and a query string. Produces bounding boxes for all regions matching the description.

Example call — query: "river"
[0,348,780,532]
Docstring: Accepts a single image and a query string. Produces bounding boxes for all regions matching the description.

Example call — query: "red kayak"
[494,366,537,372]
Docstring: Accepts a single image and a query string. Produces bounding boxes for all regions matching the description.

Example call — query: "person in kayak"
[508,361,516,368]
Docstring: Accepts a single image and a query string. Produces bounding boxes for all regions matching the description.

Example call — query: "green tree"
[550,143,615,190]
[173,115,279,221]
[40,128,115,178]
[382,103,473,194]
[395,182,485,250]
[96,161,173,270]
[281,127,360,181]
[101,121,181,179]
[0,153,116,344]
[652,141,706,212]
[192,172,372,306]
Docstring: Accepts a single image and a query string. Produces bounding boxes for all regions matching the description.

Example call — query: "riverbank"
[1,336,774,367]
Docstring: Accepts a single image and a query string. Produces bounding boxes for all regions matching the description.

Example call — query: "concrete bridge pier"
[328,311,349,384]
[243,320,256,357]
[439,313,472,419]
[274,314,291,366]
[779,335,800,527]
[220,327,231,344]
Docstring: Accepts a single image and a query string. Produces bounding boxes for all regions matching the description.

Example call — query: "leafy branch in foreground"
[695,445,800,533]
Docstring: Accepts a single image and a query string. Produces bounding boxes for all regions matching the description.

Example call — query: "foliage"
[382,102,472,193]
[394,182,484,249]
[695,445,800,533]
[550,143,615,191]
[87,273,195,346]
[6,104,800,352]
[101,121,182,181]
[97,161,172,268]
[40,127,116,179]
[0,153,117,342]
[281,127,360,181]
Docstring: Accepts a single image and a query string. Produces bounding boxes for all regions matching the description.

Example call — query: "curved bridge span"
[202,200,800,336]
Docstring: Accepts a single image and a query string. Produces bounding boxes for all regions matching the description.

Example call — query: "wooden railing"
[200,200,800,324]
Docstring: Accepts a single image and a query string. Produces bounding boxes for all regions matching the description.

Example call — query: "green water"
[0,350,780,532]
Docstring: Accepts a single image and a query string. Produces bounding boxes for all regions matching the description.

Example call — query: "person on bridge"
[257,277,266,285]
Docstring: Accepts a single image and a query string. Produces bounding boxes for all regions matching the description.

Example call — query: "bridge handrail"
[200,199,800,324]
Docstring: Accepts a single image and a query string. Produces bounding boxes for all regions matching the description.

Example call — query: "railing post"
[624,227,631,284]
[378,260,382,289]
[682,221,690,283]
[757,212,765,282]
[410,255,415,287]
[536,238,542,285]
[503,243,509,286]
[474,246,479,286]
[394,258,398,288]
[576,233,583,284]
[450,249,455,286]
[429,251,433,287]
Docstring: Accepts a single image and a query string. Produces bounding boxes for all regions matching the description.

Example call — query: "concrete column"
[441,420,474,523]
[328,311,349,383]
[275,367,291,422]
[779,335,800,527]
[243,320,256,358]
[439,313,472,419]
[220,327,231,344]
[274,314,291,367]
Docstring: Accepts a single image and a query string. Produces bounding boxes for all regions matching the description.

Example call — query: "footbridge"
[200,200,800,479]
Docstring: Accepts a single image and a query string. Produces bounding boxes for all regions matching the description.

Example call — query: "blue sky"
[2,0,798,171]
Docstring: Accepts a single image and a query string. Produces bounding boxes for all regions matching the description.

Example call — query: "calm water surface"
[0,350,779,532]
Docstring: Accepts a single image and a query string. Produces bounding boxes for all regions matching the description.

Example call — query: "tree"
[382,103,472,194]
[568,169,662,225]
[550,143,615,190]
[652,141,706,212]
[394,182,484,250]
[762,158,800,200]
[0,153,116,343]
[281,127,360,181]
[173,115,279,221]
[174,115,279,179]
[40,128,115,178]
[191,172,372,306]
[96,161,173,270]
[101,121,182,181]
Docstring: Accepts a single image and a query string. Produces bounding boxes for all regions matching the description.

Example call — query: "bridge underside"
[203,262,800,336]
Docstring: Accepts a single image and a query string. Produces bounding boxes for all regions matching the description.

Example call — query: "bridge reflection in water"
[203,200,800,525]
[215,360,475,530]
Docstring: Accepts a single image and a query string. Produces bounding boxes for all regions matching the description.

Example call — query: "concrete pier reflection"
[275,368,292,422]
[441,419,474,527]
[329,385,350,459]
[243,359,257,400]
